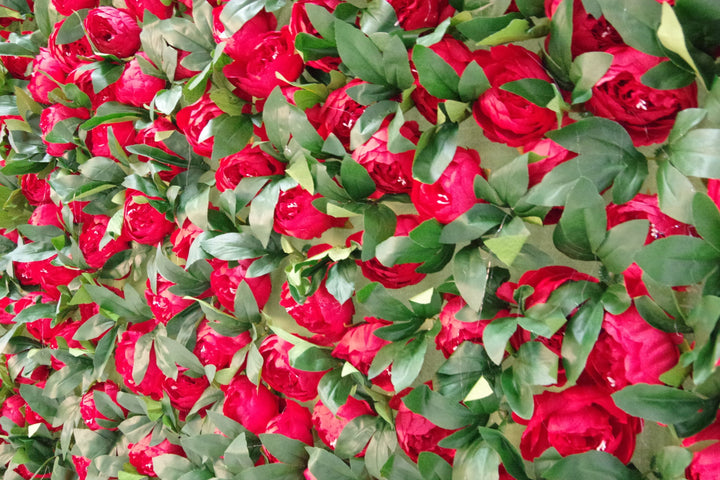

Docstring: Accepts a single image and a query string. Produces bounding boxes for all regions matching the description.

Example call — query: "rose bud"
[352,120,420,196]
[388,0,455,30]
[515,384,642,463]
[587,46,697,146]
[145,276,195,325]
[332,318,393,391]
[395,389,459,464]
[279,280,354,343]
[411,147,484,225]
[114,53,167,108]
[162,368,210,420]
[20,173,53,206]
[78,215,130,270]
[86,120,136,160]
[39,104,90,157]
[265,400,314,447]
[193,318,252,370]
[288,0,342,72]
[348,214,427,289]
[410,37,475,124]
[51,0,98,16]
[579,304,681,391]
[128,434,185,477]
[682,412,720,480]
[48,19,98,70]
[259,334,328,402]
[274,185,348,239]
[210,259,272,312]
[27,48,69,104]
[472,44,559,148]
[115,322,166,400]
[176,94,223,157]
[222,374,280,435]
[79,380,127,430]
[122,189,175,245]
[84,7,141,58]
[215,144,286,192]
[312,397,375,452]
[313,79,368,148]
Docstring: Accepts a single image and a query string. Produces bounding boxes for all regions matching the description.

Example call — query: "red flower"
[411,148,484,225]
[682,412,720,480]
[395,392,458,464]
[48,19,98,70]
[163,368,210,420]
[312,397,375,452]
[387,0,454,30]
[20,173,54,206]
[587,46,697,146]
[516,384,642,463]
[145,277,195,325]
[279,280,354,343]
[215,145,286,192]
[176,94,223,157]
[78,215,130,270]
[27,48,69,104]
[193,318,252,370]
[472,44,559,148]
[39,104,90,157]
[134,117,186,181]
[274,186,347,239]
[87,121,136,160]
[288,0,342,72]
[114,53,167,108]
[435,295,500,359]
[51,0,98,16]
[265,400,314,446]
[128,435,185,477]
[79,381,127,430]
[84,7,141,58]
[122,189,175,245]
[332,318,393,391]
[497,265,598,309]
[260,335,328,402]
[313,79,367,148]
[115,322,166,400]
[209,259,272,312]
[222,374,280,435]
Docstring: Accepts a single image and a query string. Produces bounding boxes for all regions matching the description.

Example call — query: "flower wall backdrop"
[0,0,719,478]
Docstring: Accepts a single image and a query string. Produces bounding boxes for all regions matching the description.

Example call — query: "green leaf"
[152,454,195,480]
[489,153,529,208]
[657,1,707,88]
[514,341,558,386]
[341,155,375,200]
[357,283,415,322]
[547,0,573,80]
[452,441,500,480]
[693,192,720,251]
[657,159,696,224]
[259,434,309,466]
[611,383,714,425]
[477,427,531,480]
[403,384,477,430]
[570,51,613,104]
[334,20,386,85]
[263,88,292,150]
[651,446,693,480]
[596,0,664,56]
[641,60,697,90]
[326,259,356,304]
[391,336,428,391]
[552,177,607,261]
[561,300,604,384]
[248,180,281,248]
[453,246,489,312]
[440,204,508,244]
[56,10,87,45]
[668,108,707,145]
[210,114,253,162]
[436,342,499,402]
[200,232,265,260]
[336,415,378,458]
[417,452,452,480]
[289,343,336,372]
[317,367,354,414]
[458,61,490,103]
[636,235,720,286]
[543,450,641,480]
[382,34,413,90]
[412,122,458,184]
[412,45,460,100]
[669,129,720,179]
[362,202,397,261]
[306,447,360,480]
[596,219,650,274]
[236,463,304,480]
[500,78,556,108]
[455,13,524,42]
[482,317,518,365]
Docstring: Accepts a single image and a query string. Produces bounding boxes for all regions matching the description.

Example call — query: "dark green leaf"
[259,434,309,466]
[440,204,508,244]
[641,60,697,90]
[458,61,490,103]
[514,341,558,386]
[341,155,376,200]
[357,282,415,322]
[634,295,691,334]
[669,129,720,179]
[326,259,356,304]
[403,384,477,430]
[306,446,360,480]
[570,51,613,103]
[543,450,641,480]
[412,45,460,100]
[636,235,720,286]
[500,78,556,108]
[317,367,354,414]
[596,219,650,274]
[336,415,378,458]
[452,441,500,480]
[561,300,604,384]
[596,0,664,56]
[200,232,265,260]
[478,427,531,480]
[210,114,253,162]
[391,336,428,391]
[482,317,517,366]
[362,203,397,261]
[547,0,573,79]
[334,20,386,85]
[552,177,606,260]
[657,159,696,224]
[417,452,452,480]
[489,153,529,208]
[55,10,87,45]
[612,383,714,425]
[382,34,413,90]
[455,13,525,42]
[651,446,693,480]
[236,463,303,480]
[693,192,720,251]
[453,246,488,312]
[412,122,458,184]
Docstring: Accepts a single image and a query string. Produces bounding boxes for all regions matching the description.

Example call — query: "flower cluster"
[0,0,719,478]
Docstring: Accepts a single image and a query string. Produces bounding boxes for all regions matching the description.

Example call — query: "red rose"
[134,117,186,181]
[28,202,62,228]
[171,218,203,260]
[411,36,475,124]
[162,368,209,420]
[145,277,195,325]
[312,397,375,452]
[193,318,252,370]
[27,48,68,104]
[288,0,342,72]
[395,393,458,464]
[497,265,598,309]
[387,0,454,30]
[14,258,82,300]
[84,7,141,58]
[125,0,173,20]
[587,46,697,146]
[115,323,166,400]
[472,44,559,148]
[580,305,680,390]
[411,147,484,224]
[682,412,720,480]
[435,295,502,359]
[265,400,314,446]
[78,215,130,270]
[128,434,185,477]
[523,136,578,187]
[222,374,280,435]
[48,19,97,70]
[223,25,303,99]
[87,120,136,160]
[71,456,91,480]
[352,120,420,196]
[114,53,167,108]
[39,104,90,157]
[215,144,286,192]
[80,381,127,430]
[279,280,354,343]
[26,314,83,348]
[274,185,347,239]
[332,318,393,391]
[0,32,32,79]
[313,79,367,148]
[66,66,115,109]
[51,0,98,16]
[516,384,642,463]
[176,94,223,157]
[122,189,175,245]
[209,259,272,312]
[348,214,426,289]
[20,173,53,206]
[259,335,328,402]
[545,0,624,57]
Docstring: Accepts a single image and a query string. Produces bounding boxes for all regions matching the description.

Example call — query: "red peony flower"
[587,46,697,146]
[51,0,98,16]
[435,295,501,359]
[171,218,203,261]
[78,215,130,270]
[193,318,252,370]
[162,368,210,420]
[313,79,367,148]
[48,19,98,70]
[516,384,642,463]
[497,265,598,309]
[472,44,559,148]
[215,144,285,192]
[84,7,142,58]
[411,147,484,225]
[395,392,458,464]
[20,173,54,206]
[312,397,375,452]
[79,381,127,430]
[682,412,720,480]
[274,186,347,239]
[176,94,223,157]
[209,259,272,312]
[265,400,314,446]
[87,120,136,160]
[115,322,166,400]
[145,277,195,325]
[39,104,90,157]
[332,318,393,391]
[114,53,167,108]
[27,48,69,104]
[259,335,328,402]
[288,0,342,72]
[128,434,185,477]
[279,280,354,343]
[122,189,175,245]
[134,117,186,181]
[222,374,280,435]
[387,0,454,30]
